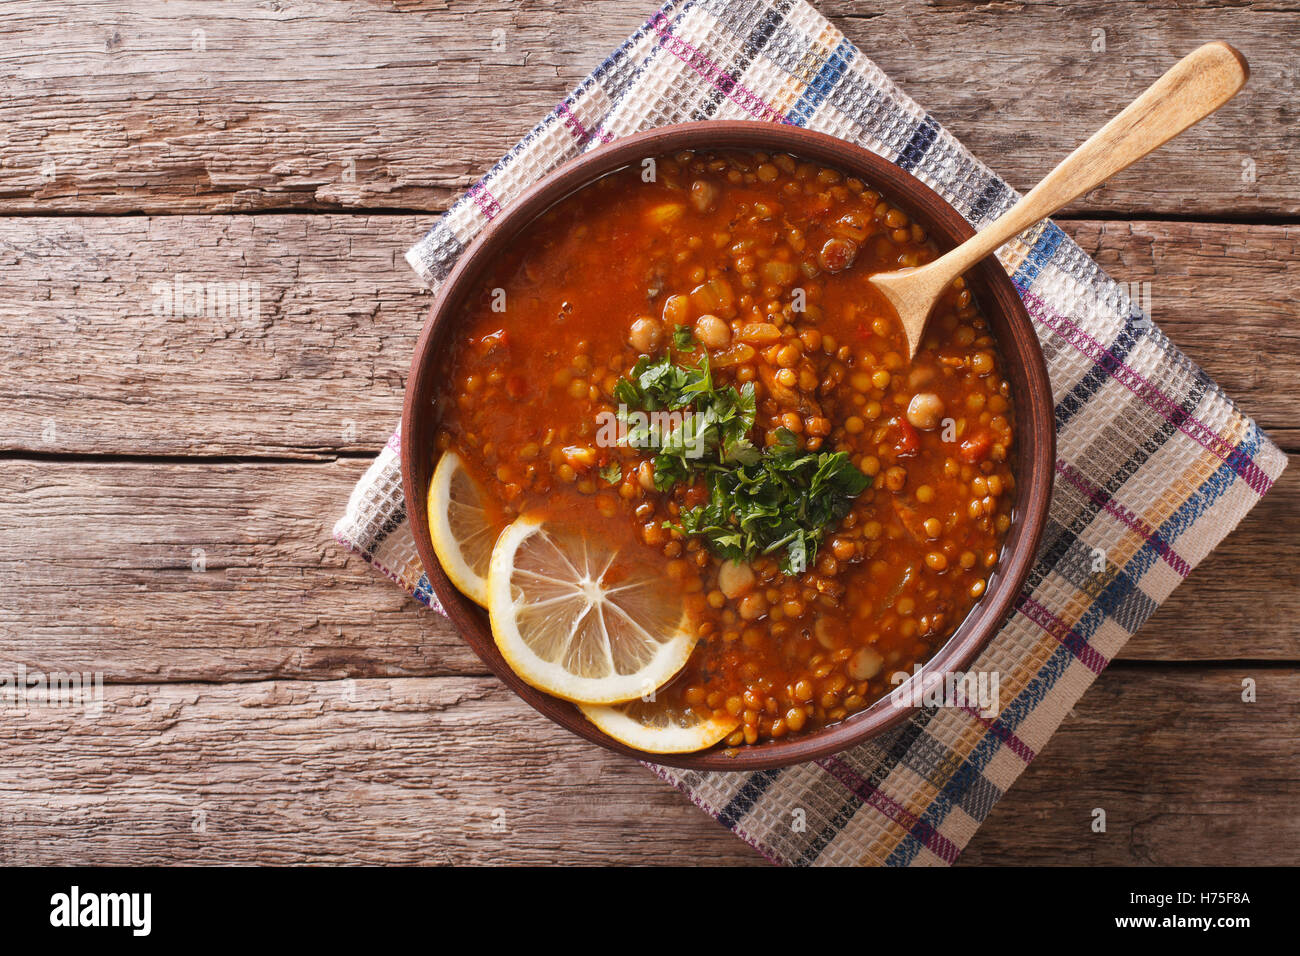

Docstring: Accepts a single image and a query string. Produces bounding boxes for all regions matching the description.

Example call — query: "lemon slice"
[580,699,740,754]
[487,515,696,705]
[427,450,498,607]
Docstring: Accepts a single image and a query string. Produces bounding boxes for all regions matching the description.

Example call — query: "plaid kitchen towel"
[334,0,1288,865]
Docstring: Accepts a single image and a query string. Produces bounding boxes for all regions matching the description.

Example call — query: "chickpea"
[694,313,731,348]
[629,316,662,354]
[718,560,756,599]
[848,646,884,680]
[883,465,907,492]
[906,392,945,430]
[689,178,719,213]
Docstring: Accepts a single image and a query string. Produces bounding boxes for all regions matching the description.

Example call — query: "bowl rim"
[401,121,1055,771]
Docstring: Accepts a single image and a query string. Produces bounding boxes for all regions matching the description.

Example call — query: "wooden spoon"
[871,41,1250,358]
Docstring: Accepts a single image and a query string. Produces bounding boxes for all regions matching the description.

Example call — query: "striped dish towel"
[334,0,1286,865]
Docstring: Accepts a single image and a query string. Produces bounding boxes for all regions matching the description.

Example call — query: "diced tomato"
[895,419,919,457]
[959,431,993,464]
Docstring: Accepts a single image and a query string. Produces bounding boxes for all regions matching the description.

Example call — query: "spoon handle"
[938,41,1249,279]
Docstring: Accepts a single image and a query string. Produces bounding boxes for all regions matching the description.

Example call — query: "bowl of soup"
[402,122,1054,770]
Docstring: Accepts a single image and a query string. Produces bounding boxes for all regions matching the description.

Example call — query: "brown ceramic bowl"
[402,122,1054,771]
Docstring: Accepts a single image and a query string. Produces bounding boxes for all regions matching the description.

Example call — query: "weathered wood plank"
[1,668,1292,865]
[961,667,1300,866]
[1064,219,1300,442]
[1123,460,1300,662]
[0,459,478,682]
[0,676,764,865]
[2,216,1294,456]
[0,459,1292,686]
[0,0,1293,216]
[0,214,429,457]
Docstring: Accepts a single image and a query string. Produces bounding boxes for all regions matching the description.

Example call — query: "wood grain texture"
[0,214,428,457]
[960,667,1300,866]
[0,0,1293,216]
[0,677,763,865]
[0,458,1293,687]
[0,458,477,681]
[3,216,1295,457]
[0,668,1292,865]
[1064,219,1300,442]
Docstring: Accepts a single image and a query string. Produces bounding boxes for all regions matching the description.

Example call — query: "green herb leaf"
[614,349,871,574]
[672,325,696,351]
[672,449,871,575]
[599,462,623,486]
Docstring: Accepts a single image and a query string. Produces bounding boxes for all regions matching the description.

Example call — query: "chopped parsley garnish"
[612,351,759,486]
[673,447,871,575]
[613,352,871,575]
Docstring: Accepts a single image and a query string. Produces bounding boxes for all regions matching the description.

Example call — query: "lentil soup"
[431,148,1017,751]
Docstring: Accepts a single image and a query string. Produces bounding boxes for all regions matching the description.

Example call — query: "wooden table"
[2,0,1296,866]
